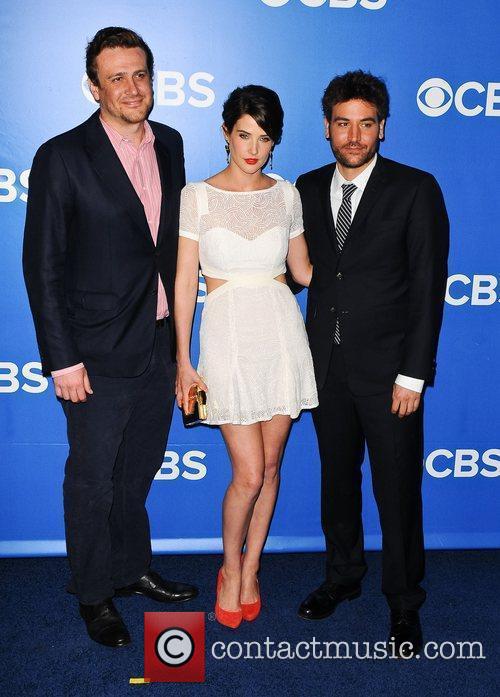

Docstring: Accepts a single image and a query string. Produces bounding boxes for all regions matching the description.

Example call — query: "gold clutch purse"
[182,384,207,427]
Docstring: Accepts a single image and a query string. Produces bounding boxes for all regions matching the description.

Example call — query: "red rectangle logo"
[144,612,205,683]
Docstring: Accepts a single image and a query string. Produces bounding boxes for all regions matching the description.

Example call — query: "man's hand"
[54,367,93,403]
[391,384,421,418]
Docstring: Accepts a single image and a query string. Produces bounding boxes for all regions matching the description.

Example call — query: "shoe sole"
[85,629,132,648]
[94,637,132,648]
[114,589,199,602]
[297,589,361,620]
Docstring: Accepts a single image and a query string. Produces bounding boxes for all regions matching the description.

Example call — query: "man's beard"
[333,141,379,169]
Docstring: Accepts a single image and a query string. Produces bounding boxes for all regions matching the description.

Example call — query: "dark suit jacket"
[296,155,449,395]
[23,110,185,377]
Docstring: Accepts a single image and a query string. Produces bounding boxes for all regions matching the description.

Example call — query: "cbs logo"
[197,272,207,304]
[155,450,207,480]
[446,275,499,306]
[0,362,48,393]
[82,71,215,108]
[0,168,29,203]
[425,449,500,478]
[261,0,387,8]
[417,78,500,117]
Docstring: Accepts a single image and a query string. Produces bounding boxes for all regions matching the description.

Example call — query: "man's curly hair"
[322,70,390,122]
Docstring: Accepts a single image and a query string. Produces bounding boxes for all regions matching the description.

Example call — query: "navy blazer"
[23,110,185,377]
[296,155,450,395]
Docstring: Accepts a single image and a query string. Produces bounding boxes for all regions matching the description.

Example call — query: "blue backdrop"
[1,0,498,557]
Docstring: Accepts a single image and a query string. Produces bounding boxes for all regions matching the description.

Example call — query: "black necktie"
[334,183,357,344]
[336,183,357,251]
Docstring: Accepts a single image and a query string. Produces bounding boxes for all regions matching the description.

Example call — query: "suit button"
[330,306,335,313]
[336,272,343,280]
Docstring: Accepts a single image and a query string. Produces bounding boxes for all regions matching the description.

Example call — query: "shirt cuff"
[395,374,424,393]
[51,363,84,378]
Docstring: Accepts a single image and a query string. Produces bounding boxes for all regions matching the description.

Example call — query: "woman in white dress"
[174,85,318,628]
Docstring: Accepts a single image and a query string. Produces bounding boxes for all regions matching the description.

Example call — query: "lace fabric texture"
[180,180,304,278]
[202,183,302,240]
[179,180,318,425]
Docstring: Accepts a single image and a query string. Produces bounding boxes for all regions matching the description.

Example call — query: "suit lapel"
[340,155,387,256]
[84,111,153,246]
[152,134,173,247]
[318,164,339,257]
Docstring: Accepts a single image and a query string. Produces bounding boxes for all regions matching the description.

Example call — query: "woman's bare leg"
[241,414,292,604]
[218,422,265,611]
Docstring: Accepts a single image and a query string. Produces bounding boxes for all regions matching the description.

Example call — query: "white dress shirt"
[330,154,424,394]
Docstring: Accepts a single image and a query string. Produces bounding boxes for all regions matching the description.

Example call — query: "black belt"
[156,317,169,328]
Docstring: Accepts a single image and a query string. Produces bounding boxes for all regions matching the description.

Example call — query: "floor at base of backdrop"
[1,550,498,697]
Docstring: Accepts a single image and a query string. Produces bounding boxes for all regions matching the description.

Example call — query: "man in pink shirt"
[23,27,197,648]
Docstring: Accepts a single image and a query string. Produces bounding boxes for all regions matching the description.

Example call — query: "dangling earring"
[225,142,230,164]
[269,151,273,171]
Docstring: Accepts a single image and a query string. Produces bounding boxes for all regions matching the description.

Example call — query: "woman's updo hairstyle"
[222,85,284,145]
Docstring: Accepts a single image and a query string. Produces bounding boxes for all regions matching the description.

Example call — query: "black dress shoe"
[79,599,131,648]
[115,570,199,603]
[298,582,361,620]
[388,609,423,658]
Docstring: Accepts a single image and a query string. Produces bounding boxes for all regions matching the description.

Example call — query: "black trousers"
[312,346,426,611]
[61,322,176,605]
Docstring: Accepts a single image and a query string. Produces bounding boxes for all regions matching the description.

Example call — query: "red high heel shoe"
[240,554,261,621]
[215,568,242,629]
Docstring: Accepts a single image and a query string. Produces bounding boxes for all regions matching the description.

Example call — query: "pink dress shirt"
[52,117,167,377]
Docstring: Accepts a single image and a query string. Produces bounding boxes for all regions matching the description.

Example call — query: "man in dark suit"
[23,27,197,648]
[296,71,449,657]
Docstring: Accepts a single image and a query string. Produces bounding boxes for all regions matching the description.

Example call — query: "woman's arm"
[287,233,313,288]
[174,237,207,412]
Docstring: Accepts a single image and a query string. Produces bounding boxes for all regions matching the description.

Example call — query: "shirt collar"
[99,115,155,148]
[333,153,378,194]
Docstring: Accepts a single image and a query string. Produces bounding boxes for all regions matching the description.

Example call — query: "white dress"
[179,179,318,425]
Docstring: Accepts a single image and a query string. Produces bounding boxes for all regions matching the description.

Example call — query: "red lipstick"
[245,158,258,165]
